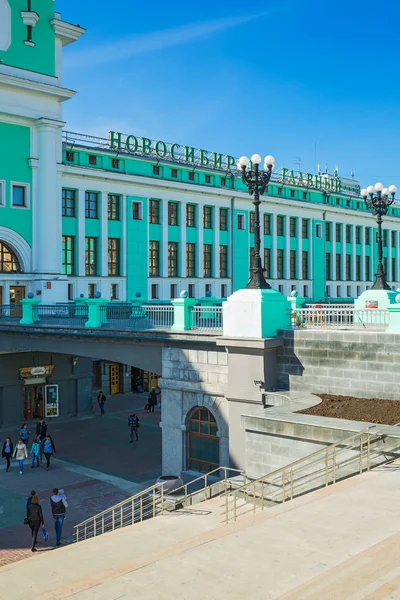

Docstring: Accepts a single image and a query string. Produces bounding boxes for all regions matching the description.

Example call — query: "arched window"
[188,407,219,473]
[0,241,21,272]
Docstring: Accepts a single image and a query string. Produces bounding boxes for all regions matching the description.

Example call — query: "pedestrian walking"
[2,436,13,472]
[13,439,28,474]
[27,489,36,508]
[148,387,160,413]
[36,417,47,441]
[30,437,41,469]
[20,423,30,446]
[26,495,44,552]
[128,412,140,442]
[50,488,68,546]
[42,435,56,470]
[97,391,106,416]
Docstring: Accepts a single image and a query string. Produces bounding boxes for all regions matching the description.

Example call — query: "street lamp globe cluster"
[361,182,397,290]
[238,153,275,289]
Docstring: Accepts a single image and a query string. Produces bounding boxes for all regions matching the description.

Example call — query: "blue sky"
[56,0,400,188]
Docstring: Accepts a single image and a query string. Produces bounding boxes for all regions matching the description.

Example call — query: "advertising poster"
[45,384,59,418]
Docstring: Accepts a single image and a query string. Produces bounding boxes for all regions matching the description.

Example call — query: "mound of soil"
[297,394,400,425]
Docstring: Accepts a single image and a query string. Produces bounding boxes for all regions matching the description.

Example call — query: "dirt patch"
[297,394,400,425]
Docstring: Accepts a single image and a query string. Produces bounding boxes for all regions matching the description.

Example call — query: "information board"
[45,384,59,418]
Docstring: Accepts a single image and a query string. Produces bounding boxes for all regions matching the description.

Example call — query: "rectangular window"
[89,155,97,165]
[290,189,295,198]
[132,202,142,220]
[302,192,307,200]
[221,177,226,186]
[336,223,342,242]
[264,214,271,235]
[12,185,27,207]
[66,151,74,162]
[365,228,370,245]
[151,284,158,299]
[88,284,96,299]
[85,192,98,219]
[357,285,361,296]
[168,242,179,277]
[149,199,160,224]
[68,283,74,301]
[203,206,213,229]
[346,254,351,280]
[303,284,309,296]
[168,201,179,226]
[203,244,213,277]
[302,219,309,239]
[326,253,331,280]
[170,284,177,299]
[108,194,120,221]
[219,208,228,231]
[250,212,255,233]
[153,165,160,175]
[62,189,75,217]
[356,255,361,280]
[221,284,227,298]
[302,251,309,279]
[392,231,396,247]
[346,225,351,244]
[365,255,370,280]
[186,204,196,227]
[110,284,118,300]
[392,257,396,282]
[347,285,352,297]
[112,158,120,169]
[0,181,4,206]
[149,241,160,277]
[186,243,196,277]
[205,175,211,183]
[278,188,283,196]
[237,214,245,230]
[290,250,297,279]
[188,172,195,181]
[277,249,284,279]
[62,236,75,275]
[290,217,296,237]
[326,285,331,297]
[205,284,212,295]
[188,284,195,298]
[171,169,178,178]
[249,247,255,277]
[336,254,342,280]
[85,237,97,276]
[108,238,120,276]
[336,284,342,297]
[277,215,284,236]
[356,226,361,244]
[316,223,322,238]
[326,222,331,241]
[264,248,271,278]
[220,245,228,278]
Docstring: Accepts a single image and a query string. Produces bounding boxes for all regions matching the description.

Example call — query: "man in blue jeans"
[50,488,68,546]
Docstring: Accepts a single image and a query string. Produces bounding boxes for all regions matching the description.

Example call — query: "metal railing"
[0,304,22,320]
[292,307,389,329]
[99,304,174,330]
[35,304,88,327]
[304,303,354,309]
[144,305,174,329]
[223,426,381,523]
[190,305,223,330]
[74,466,243,543]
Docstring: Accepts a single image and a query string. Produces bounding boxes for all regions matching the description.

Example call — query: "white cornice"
[0,73,76,100]
[51,18,86,46]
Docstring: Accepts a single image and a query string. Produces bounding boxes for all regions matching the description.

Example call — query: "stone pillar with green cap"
[74,293,87,316]
[85,292,109,329]
[171,291,197,331]
[287,290,305,328]
[386,292,400,333]
[20,292,41,326]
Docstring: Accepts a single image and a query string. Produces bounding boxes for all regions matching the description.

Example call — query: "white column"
[331,220,337,281]
[271,214,277,279]
[341,228,346,288]
[121,194,127,278]
[162,200,168,277]
[77,189,86,277]
[297,217,302,284]
[180,201,187,278]
[285,216,290,282]
[361,225,366,282]
[352,224,356,283]
[100,192,108,277]
[35,118,64,274]
[214,211,219,280]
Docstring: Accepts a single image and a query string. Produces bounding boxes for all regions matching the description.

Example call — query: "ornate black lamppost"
[361,182,397,290]
[238,153,275,289]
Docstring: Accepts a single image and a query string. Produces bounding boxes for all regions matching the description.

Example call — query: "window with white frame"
[0,181,5,206]
[11,183,29,208]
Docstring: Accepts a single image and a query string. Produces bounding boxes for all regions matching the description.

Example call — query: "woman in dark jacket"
[36,418,47,441]
[27,495,44,552]
[2,437,13,472]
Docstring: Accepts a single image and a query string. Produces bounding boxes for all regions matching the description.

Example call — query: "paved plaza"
[0,392,162,566]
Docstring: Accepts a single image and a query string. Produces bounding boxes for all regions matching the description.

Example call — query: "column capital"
[36,117,66,131]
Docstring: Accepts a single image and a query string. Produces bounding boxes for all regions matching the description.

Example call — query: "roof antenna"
[334,165,339,177]
[324,162,328,174]
[317,163,321,175]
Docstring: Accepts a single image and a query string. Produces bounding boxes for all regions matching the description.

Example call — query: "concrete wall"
[160,345,229,475]
[277,329,400,400]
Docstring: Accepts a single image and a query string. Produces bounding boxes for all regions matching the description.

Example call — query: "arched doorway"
[188,407,219,473]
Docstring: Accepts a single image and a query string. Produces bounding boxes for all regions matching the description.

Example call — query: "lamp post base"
[354,288,397,312]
